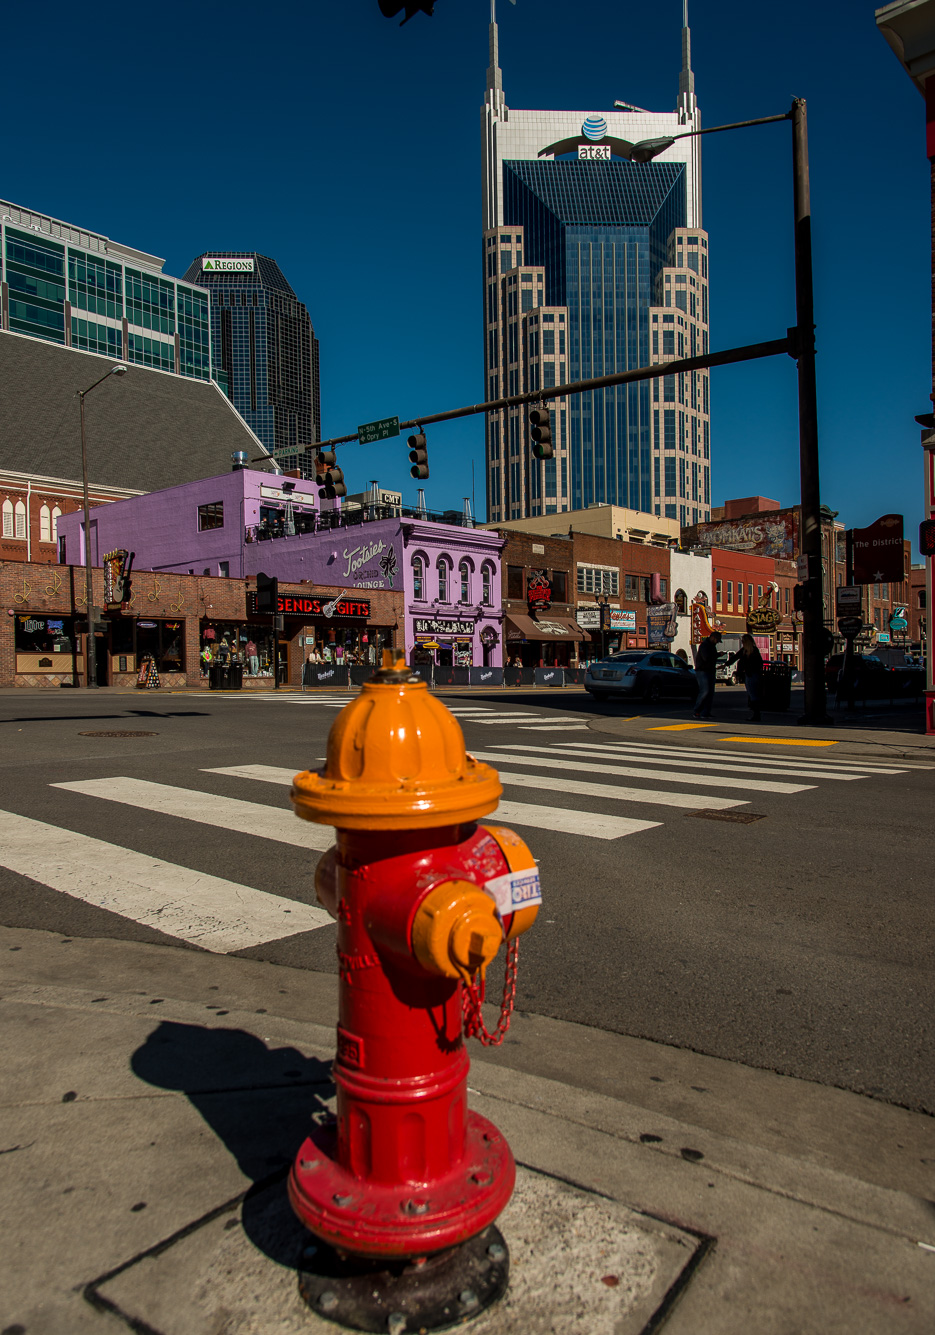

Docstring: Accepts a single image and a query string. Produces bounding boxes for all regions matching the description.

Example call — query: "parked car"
[584,650,697,703]
[825,653,924,699]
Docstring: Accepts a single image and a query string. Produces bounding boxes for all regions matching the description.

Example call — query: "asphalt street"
[1,684,932,1115]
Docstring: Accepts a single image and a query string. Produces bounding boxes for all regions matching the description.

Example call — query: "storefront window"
[136,620,185,672]
[15,615,76,656]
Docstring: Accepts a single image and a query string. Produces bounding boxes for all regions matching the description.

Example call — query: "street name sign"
[357,416,400,445]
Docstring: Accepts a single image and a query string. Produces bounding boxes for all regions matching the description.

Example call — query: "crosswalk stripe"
[544,742,865,781]
[565,740,906,776]
[0,810,331,952]
[204,766,659,840]
[469,749,813,795]
[492,801,659,841]
[51,778,334,850]
[518,724,591,731]
[207,764,740,815]
[494,770,745,811]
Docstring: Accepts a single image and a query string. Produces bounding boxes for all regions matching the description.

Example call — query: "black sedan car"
[584,650,697,703]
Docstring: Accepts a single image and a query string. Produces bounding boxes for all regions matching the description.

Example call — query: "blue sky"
[2,2,929,551]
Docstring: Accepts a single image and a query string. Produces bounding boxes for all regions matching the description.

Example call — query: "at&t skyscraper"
[482,2,711,527]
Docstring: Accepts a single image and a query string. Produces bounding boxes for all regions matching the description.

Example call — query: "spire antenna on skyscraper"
[678,0,696,113]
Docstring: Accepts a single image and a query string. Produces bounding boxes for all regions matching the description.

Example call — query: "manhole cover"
[686,809,765,824]
[78,731,159,738]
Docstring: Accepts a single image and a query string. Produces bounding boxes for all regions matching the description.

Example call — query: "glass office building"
[0,199,211,380]
[184,252,320,472]
[481,4,711,524]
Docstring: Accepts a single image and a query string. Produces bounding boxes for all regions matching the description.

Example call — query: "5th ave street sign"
[357,416,400,445]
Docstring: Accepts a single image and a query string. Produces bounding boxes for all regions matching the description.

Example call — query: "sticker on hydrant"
[484,867,543,918]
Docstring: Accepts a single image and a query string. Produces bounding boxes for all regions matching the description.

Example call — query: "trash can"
[228,663,244,691]
[761,662,792,711]
[208,664,224,691]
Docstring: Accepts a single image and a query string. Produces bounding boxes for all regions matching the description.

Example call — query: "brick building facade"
[0,470,141,566]
[1,561,403,689]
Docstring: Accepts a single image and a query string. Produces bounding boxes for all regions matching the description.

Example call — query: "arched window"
[481,563,493,606]
[51,506,62,540]
[39,505,52,542]
[459,560,470,603]
[412,555,424,601]
[14,500,26,539]
[1,500,13,538]
[437,559,449,603]
[674,588,688,614]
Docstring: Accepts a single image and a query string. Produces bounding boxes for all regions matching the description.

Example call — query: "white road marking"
[492,801,659,840]
[0,810,331,952]
[575,740,909,775]
[204,767,658,841]
[51,778,334,850]
[518,724,591,731]
[468,750,813,795]
[544,743,865,781]
[494,771,745,811]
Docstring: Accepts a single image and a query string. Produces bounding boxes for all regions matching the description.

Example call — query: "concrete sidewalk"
[2,925,933,1335]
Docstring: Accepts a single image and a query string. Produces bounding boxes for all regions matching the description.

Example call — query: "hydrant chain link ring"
[462,939,520,1047]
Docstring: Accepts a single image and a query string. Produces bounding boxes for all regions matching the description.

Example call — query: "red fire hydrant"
[288,658,539,1328]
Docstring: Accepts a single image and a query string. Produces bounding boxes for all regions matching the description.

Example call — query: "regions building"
[1,198,211,379]
[481,4,710,526]
[184,252,321,472]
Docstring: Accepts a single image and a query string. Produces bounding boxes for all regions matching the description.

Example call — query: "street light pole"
[77,364,128,689]
[790,98,831,724]
[630,99,831,723]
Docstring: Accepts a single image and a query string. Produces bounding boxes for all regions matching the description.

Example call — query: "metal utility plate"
[91,1165,703,1334]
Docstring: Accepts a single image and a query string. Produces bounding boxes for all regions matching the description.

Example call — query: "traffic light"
[529,408,553,460]
[920,517,935,557]
[316,449,346,499]
[408,433,429,479]
[256,572,279,615]
[792,582,808,612]
[378,0,435,24]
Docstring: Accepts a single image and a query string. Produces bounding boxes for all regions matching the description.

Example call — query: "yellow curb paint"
[647,723,719,731]
[719,736,838,747]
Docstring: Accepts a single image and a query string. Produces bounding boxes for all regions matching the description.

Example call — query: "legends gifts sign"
[849,514,904,584]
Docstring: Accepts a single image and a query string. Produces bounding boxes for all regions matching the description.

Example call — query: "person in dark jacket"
[692,630,722,718]
[728,634,765,722]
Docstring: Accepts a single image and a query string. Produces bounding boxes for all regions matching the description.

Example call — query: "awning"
[506,613,588,642]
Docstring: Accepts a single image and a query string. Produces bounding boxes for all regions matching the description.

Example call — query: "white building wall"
[669,549,712,660]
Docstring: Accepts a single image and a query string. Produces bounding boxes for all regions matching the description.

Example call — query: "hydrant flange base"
[289,1112,515,1258]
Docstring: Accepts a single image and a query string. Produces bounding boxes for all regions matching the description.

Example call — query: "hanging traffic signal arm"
[260,336,794,473]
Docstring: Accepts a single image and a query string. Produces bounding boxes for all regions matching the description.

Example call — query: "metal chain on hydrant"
[460,939,520,1046]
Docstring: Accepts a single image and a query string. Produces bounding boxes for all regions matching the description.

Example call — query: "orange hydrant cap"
[291,662,502,829]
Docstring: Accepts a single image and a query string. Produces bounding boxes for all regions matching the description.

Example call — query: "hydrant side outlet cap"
[291,678,503,829]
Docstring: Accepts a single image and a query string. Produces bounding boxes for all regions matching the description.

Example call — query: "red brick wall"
[1,561,404,688]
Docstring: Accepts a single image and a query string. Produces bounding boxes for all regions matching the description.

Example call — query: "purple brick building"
[58,469,506,668]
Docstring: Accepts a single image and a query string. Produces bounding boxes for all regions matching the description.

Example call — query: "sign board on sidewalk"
[835,586,862,615]
[357,416,400,445]
[850,514,904,584]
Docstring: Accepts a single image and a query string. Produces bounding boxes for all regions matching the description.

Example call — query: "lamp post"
[632,98,831,725]
[77,364,128,688]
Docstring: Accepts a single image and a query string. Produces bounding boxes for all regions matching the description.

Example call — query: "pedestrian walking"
[728,634,765,722]
[692,630,722,718]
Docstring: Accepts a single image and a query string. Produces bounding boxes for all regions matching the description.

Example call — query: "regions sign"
[686,510,796,560]
[850,514,904,584]
[201,256,255,272]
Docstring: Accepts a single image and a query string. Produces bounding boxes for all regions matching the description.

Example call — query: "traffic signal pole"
[791,98,831,725]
